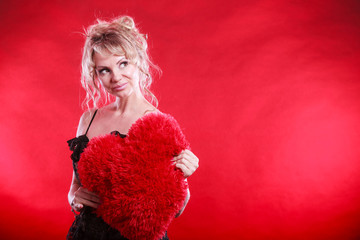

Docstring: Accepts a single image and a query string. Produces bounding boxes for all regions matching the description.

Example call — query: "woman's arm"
[68,171,82,212]
[67,110,101,212]
[172,149,199,217]
[175,182,191,218]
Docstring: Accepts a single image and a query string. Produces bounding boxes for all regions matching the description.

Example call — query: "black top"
[66,110,169,240]
[67,110,127,181]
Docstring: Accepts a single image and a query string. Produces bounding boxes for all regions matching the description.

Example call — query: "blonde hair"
[81,16,159,110]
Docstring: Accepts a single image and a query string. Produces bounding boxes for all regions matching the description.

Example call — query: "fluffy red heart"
[77,112,189,240]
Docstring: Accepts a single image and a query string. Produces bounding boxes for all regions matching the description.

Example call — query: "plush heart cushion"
[78,112,189,240]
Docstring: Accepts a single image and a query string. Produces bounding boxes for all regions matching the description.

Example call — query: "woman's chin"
[111,89,135,99]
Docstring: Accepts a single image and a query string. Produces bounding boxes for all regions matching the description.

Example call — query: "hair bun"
[116,16,136,31]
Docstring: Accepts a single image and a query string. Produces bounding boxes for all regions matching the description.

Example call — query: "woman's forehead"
[94,44,125,55]
[92,45,139,66]
[93,52,126,65]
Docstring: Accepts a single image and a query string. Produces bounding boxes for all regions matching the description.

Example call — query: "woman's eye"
[119,61,129,68]
[98,69,110,75]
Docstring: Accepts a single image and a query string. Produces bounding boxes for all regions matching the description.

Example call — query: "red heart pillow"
[78,112,189,240]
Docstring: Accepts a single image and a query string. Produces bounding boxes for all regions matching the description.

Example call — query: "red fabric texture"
[78,112,189,240]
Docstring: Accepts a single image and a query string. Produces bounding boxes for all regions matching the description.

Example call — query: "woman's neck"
[112,94,151,116]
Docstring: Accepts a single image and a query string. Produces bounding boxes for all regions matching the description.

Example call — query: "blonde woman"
[66,16,199,240]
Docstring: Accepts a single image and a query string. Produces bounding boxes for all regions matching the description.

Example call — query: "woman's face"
[93,51,141,98]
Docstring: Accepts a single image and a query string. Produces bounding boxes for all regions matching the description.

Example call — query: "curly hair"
[81,16,159,110]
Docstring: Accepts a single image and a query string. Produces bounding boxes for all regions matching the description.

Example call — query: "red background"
[1,0,360,239]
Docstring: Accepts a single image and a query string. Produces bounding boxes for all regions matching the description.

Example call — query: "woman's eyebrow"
[95,66,108,69]
[116,58,126,65]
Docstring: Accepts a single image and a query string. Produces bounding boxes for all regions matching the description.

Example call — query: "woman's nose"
[111,69,122,82]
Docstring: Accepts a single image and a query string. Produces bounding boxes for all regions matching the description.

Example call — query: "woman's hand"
[172,149,199,178]
[70,187,101,212]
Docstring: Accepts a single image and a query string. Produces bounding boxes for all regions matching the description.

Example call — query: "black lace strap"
[85,109,98,135]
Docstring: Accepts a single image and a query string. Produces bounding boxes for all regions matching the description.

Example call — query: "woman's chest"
[86,112,141,139]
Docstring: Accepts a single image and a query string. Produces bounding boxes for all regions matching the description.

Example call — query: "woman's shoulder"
[140,109,181,126]
[143,108,161,116]
[76,108,98,136]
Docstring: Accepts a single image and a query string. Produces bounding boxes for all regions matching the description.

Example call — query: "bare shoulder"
[144,108,160,116]
[76,109,97,137]
[143,103,160,116]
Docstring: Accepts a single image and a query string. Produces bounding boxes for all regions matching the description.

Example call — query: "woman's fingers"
[174,158,196,172]
[172,150,199,178]
[81,187,98,195]
[79,198,100,209]
[76,187,101,202]
[175,162,192,178]
[79,187,101,200]
[173,150,199,168]
[72,202,83,212]
[73,187,101,209]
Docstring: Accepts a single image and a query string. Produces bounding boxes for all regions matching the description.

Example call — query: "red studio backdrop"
[0,0,359,239]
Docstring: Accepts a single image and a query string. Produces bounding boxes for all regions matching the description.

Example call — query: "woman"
[67,16,199,240]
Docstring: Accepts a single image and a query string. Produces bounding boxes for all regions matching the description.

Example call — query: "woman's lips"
[112,83,128,91]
